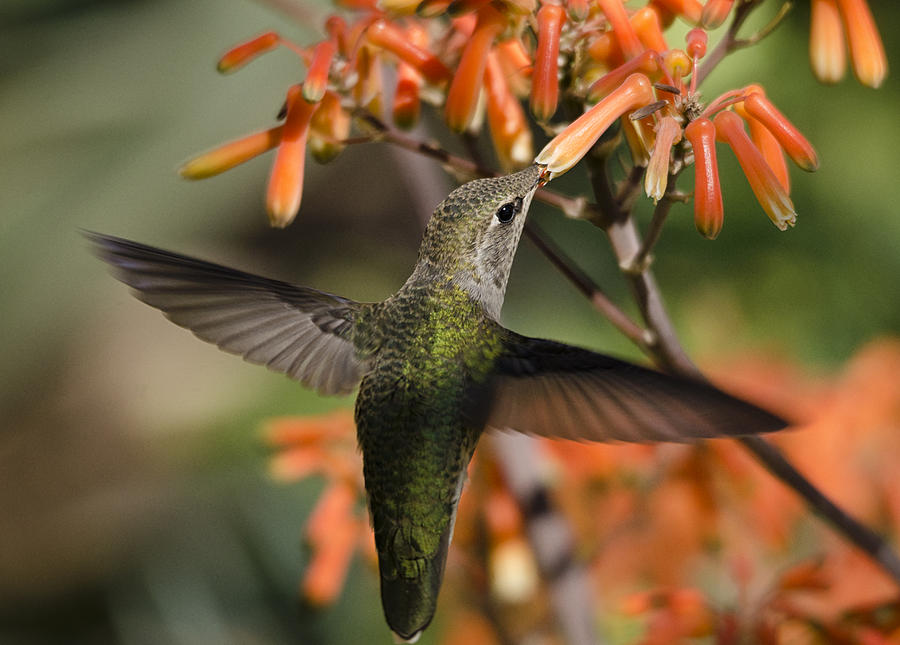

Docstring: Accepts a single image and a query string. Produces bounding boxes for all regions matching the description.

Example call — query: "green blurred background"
[0,1,897,643]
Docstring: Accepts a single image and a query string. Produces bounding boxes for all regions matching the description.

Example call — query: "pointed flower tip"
[217,31,280,73]
[536,73,654,178]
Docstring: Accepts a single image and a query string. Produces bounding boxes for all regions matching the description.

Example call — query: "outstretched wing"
[487,330,787,442]
[88,232,366,395]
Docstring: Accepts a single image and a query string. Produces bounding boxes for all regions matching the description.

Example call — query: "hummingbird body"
[90,164,786,642]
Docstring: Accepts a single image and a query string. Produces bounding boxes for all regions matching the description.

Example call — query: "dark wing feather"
[488,330,787,442]
[88,232,366,395]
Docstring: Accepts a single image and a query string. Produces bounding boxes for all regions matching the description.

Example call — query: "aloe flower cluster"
[179,0,884,235]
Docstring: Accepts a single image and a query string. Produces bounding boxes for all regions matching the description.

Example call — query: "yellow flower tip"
[216,31,280,74]
[644,115,682,203]
[837,0,888,88]
[530,4,565,122]
[536,73,654,178]
[714,110,797,231]
[700,0,734,29]
[310,91,350,163]
[809,0,846,84]
[178,126,284,180]
[684,117,723,239]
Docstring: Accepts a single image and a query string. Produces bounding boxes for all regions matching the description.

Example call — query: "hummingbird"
[89,163,785,642]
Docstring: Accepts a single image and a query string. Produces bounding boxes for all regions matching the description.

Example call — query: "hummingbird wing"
[486,331,787,442]
[88,233,366,395]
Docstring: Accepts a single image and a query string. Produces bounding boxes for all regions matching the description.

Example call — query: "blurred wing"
[488,331,786,442]
[88,232,366,395]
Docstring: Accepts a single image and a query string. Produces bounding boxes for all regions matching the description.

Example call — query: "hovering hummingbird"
[89,163,784,642]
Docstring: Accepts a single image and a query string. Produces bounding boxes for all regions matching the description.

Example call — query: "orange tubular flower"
[217,31,280,73]
[733,86,788,190]
[531,4,566,121]
[303,40,337,103]
[353,45,384,114]
[714,110,797,231]
[835,0,888,88]
[325,16,350,57]
[366,19,451,84]
[302,481,361,606]
[631,6,668,53]
[536,73,654,178]
[650,0,702,24]
[588,50,658,102]
[700,0,734,29]
[486,52,533,170]
[742,93,819,172]
[445,5,507,132]
[309,91,351,163]
[684,117,723,239]
[645,115,682,202]
[267,85,317,228]
[495,38,532,97]
[179,125,283,179]
[597,0,644,60]
[809,0,846,84]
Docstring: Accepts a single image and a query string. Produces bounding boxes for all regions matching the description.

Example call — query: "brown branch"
[489,432,606,645]
[524,221,654,353]
[583,150,900,586]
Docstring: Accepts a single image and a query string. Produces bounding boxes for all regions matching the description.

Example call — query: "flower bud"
[303,40,337,103]
[217,31,280,73]
[179,126,283,180]
[809,0,845,83]
[366,19,451,84]
[835,0,887,88]
[267,85,317,227]
[530,4,566,121]
[445,5,507,132]
[684,117,723,239]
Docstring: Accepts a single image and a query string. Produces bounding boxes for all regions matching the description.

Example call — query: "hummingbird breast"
[353,283,501,638]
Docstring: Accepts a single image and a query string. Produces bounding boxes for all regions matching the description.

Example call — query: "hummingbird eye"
[495,197,523,224]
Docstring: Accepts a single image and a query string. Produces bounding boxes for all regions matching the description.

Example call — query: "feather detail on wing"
[88,232,366,395]
[487,331,787,442]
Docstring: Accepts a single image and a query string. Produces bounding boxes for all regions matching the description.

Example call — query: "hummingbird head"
[411,164,545,320]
